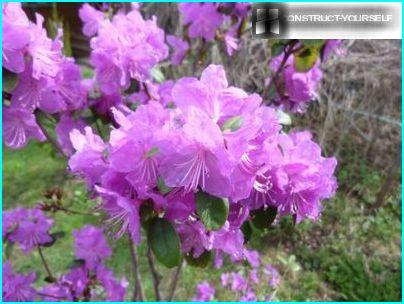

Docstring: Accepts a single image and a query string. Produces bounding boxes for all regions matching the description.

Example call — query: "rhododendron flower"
[4,208,53,252]
[55,114,87,156]
[79,3,105,37]
[89,9,168,94]
[73,225,112,270]
[3,262,37,302]
[179,3,223,41]
[224,29,240,56]
[3,106,46,149]
[322,39,345,61]
[265,264,281,288]
[2,3,30,73]
[270,53,323,113]
[69,127,107,187]
[275,131,337,222]
[240,289,257,302]
[176,220,210,258]
[192,281,215,302]
[96,264,128,301]
[167,35,189,65]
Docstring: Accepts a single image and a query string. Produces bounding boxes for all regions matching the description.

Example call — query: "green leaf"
[195,191,229,231]
[251,206,277,230]
[185,250,212,268]
[301,39,325,48]
[147,218,181,268]
[294,46,319,72]
[151,66,165,83]
[271,42,285,57]
[157,177,172,195]
[81,65,94,79]
[241,221,252,243]
[221,116,244,132]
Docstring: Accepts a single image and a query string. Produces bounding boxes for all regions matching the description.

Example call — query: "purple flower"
[3,262,37,302]
[240,289,257,302]
[95,185,142,244]
[179,3,223,41]
[275,131,337,222]
[55,114,87,156]
[2,3,30,73]
[69,127,108,188]
[3,106,46,149]
[3,207,27,238]
[264,264,281,288]
[192,281,215,302]
[79,4,105,37]
[210,222,244,261]
[5,208,53,252]
[90,10,168,94]
[231,272,248,291]
[167,35,189,65]
[165,190,196,222]
[73,225,112,270]
[220,272,231,287]
[176,220,210,258]
[96,264,128,301]
[322,39,345,61]
[224,28,240,56]
[270,53,323,113]
[243,249,261,268]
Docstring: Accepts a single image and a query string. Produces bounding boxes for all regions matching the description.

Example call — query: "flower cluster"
[193,262,281,302]
[269,52,323,113]
[3,207,54,252]
[178,3,251,57]
[2,3,88,150]
[40,225,127,301]
[3,262,37,302]
[80,4,169,95]
[69,64,337,264]
[2,217,127,302]
[268,40,344,113]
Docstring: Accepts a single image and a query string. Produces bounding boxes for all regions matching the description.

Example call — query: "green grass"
[2,142,402,301]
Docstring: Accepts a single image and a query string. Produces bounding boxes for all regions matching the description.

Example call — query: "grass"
[2,142,402,301]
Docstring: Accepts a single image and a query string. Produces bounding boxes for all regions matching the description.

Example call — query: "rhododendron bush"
[2,3,341,302]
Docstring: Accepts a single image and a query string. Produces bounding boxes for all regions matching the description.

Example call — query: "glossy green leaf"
[294,46,319,72]
[196,191,229,231]
[271,42,285,57]
[251,206,277,230]
[185,250,212,268]
[241,221,253,243]
[147,218,181,268]
[157,176,172,195]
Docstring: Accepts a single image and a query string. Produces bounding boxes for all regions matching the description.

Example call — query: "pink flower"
[79,4,105,37]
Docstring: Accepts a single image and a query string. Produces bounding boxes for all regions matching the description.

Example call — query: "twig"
[37,245,56,282]
[127,234,145,301]
[263,40,299,100]
[167,260,183,301]
[147,245,162,301]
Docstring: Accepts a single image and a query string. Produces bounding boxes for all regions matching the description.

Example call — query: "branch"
[147,245,162,301]
[127,234,145,301]
[167,260,184,301]
[263,40,299,101]
[37,245,56,282]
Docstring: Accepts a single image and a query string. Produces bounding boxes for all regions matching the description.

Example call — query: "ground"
[2,141,402,301]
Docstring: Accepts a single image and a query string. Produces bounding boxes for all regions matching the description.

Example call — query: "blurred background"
[3,3,402,301]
